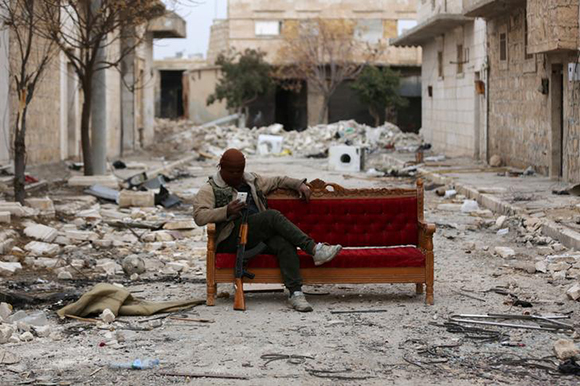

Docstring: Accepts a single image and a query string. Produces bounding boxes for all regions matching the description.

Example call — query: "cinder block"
[118,190,155,208]
[0,211,10,223]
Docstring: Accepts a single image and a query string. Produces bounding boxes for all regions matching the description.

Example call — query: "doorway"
[159,70,184,119]
[550,64,564,179]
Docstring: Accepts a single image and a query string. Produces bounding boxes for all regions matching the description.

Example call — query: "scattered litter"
[110,358,160,370]
[461,200,479,213]
[496,228,509,236]
[448,313,574,332]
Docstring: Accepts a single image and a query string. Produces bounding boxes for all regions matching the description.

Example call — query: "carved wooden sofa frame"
[205,179,435,306]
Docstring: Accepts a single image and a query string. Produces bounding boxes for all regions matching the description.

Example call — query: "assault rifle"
[233,209,266,311]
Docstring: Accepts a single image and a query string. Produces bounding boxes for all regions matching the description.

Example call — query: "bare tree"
[0,0,56,203]
[39,0,165,175]
[274,18,384,124]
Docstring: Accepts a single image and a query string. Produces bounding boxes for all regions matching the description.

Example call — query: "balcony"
[391,13,473,47]
[148,11,187,39]
[463,0,526,18]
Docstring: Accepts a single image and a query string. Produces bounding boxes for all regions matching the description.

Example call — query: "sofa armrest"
[418,221,436,236]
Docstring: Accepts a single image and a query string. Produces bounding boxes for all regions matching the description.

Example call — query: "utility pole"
[91,0,107,175]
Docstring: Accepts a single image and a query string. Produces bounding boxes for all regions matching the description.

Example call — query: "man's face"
[220,162,245,188]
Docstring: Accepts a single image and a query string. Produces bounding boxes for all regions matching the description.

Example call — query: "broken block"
[0,324,15,344]
[567,283,580,301]
[64,230,99,242]
[68,175,119,189]
[535,261,548,273]
[0,238,16,254]
[0,261,22,276]
[0,211,10,223]
[57,271,73,280]
[24,241,61,257]
[118,190,155,208]
[494,247,515,259]
[24,224,58,242]
[25,197,55,217]
[0,302,12,321]
[163,220,196,230]
[554,339,580,360]
[101,309,115,323]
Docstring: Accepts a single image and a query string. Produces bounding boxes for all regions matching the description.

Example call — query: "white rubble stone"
[0,302,12,322]
[0,211,10,223]
[53,236,72,245]
[24,241,60,257]
[122,255,146,275]
[100,309,115,323]
[24,224,58,242]
[548,262,571,272]
[552,243,566,252]
[0,324,15,344]
[495,216,507,229]
[19,331,34,341]
[64,230,98,242]
[93,239,113,248]
[72,218,86,227]
[68,175,119,188]
[142,233,156,243]
[130,273,139,281]
[0,238,16,254]
[494,247,515,259]
[567,283,580,301]
[163,220,196,230]
[554,339,580,360]
[0,201,28,216]
[96,261,121,276]
[567,268,580,279]
[32,325,51,338]
[57,271,73,280]
[17,321,31,332]
[70,259,85,269]
[437,204,462,211]
[0,262,22,276]
[167,262,186,272]
[154,231,174,242]
[552,271,567,280]
[461,200,480,213]
[77,208,102,219]
[33,258,61,269]
[535,261,548,273]
[118,190,155,208]
[25,197,54,211]
[471,209,493,218]
[100,209,130,220]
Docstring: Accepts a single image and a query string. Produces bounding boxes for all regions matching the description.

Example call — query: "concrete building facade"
[0,9,185,167]
[202,0,423,130]
[393,0,487,158]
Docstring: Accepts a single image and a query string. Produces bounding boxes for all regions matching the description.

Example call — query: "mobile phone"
[236,192,248,203]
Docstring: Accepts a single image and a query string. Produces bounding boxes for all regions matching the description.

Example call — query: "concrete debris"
[158,119,420,157]
[461,200,479,213]
[24,241,60,257]
[122,255,146,276]
[437,204,463,211]
[163,220,196,230]
[32,325,51,338]
[10,310,48,326]
[25,197,55,217]
[0,303,12,322]
[0,324,15,344]
[0,201,34,217]
[68,175,119,189]
[118,190,155,208]
[0,262,22,276]
[553,339,580,360]
[19,332,33,342]
[57,271,73,280]
[496,228,509,236]
[494,247,516,259]
[535,261,548,273]
[24,224,58,242]
[0,211,10,223]
[567,283,580,301]
[101,309,115,324]
[64,230,99,242]
[0,238,16,255]
[495,216,507,229]
[489,155,502,167]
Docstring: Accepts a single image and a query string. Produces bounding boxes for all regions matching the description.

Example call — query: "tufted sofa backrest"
[267,196,419,247]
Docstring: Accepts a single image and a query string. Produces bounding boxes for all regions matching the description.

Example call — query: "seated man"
[193,148,342,312]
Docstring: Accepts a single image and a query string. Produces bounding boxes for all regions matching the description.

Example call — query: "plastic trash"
[443,190,457,199]
[461,200,480,213]
[110,359,160,370]
[497,228,509,236]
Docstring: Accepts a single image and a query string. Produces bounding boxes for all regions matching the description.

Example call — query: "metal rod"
[449,317,563,331]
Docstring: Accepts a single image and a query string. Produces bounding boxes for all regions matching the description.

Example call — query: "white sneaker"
[288,291,313,312]
[312,243,342,266]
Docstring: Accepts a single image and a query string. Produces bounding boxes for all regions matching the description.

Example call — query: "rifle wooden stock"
[233,278,245,310]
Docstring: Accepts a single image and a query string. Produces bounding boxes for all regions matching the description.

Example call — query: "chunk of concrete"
[552,270,567,281]
[118,190,155,208]
[68,175,119,189]
[0,302,12,322]
[495,216,507,229]
[163,220,196,230]
[24,241,60,257]
[0,324,15,344]
[0,211,10,223]
[489,155,502,167]
[567,283,580,301]
[25,197,55,217]
[20,331,34,342]
[554,339,580,360]
[0,238,16,254]
[494,247,515,259]
[57,271,73,280]
[101,309,115,323]
[547,262,571,272]
[154,231,174,242]
[535,261,548,273]
[0,201,27,216]
[122,255,146,276]
[552,243,566,252]
[32,325,51,338]
[24,224,58,242]
[64,230,99,242]
[0,262,22,276]
[437,204,463,212]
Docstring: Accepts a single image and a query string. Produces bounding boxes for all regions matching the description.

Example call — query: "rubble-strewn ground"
[1,121,580,385]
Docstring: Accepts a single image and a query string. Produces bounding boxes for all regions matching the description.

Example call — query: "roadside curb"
[385,154,580,250]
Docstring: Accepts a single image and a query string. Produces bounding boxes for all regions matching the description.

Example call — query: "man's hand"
[227,200,247,218]
[299,183,311,203]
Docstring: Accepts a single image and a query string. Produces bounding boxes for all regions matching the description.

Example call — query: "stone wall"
[528,0,579,54]
[207,20,229,65]
[185,67,229,125]
[421,19,487,157]
[487,7,551,173]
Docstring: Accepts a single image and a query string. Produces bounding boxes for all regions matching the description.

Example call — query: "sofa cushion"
[215,246,425,269]
[267,197,419,247]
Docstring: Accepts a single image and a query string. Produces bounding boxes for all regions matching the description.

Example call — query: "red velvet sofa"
[205,179,435,306]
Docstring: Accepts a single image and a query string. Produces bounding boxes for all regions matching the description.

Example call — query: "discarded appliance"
[328,146,364,172]
[257,135,283,155]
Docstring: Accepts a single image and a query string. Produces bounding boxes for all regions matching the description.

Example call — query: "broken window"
[438,51,444,78]
[255,21,281,36]
[457,44,463,74]
[499,32,507,61]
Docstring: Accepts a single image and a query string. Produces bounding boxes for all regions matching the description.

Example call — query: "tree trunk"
[318,95,329,125]
[370,108,380,127]
[13,106,27,204]
[80,83,94,176]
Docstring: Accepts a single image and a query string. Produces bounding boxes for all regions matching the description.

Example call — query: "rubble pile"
[154,119,422,157]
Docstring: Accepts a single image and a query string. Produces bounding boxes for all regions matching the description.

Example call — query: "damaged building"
[186,0,423,131]
[0,8,186,167]
[395,0,580,183]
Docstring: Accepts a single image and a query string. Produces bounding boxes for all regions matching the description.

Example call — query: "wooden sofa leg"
[207,283,217,306]
[415,283,424,295]
[425,284,434,305]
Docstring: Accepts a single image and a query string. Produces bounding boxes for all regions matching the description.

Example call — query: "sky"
[154,0,228,60]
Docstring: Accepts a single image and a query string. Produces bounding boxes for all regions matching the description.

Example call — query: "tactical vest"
[208,177,234,239]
